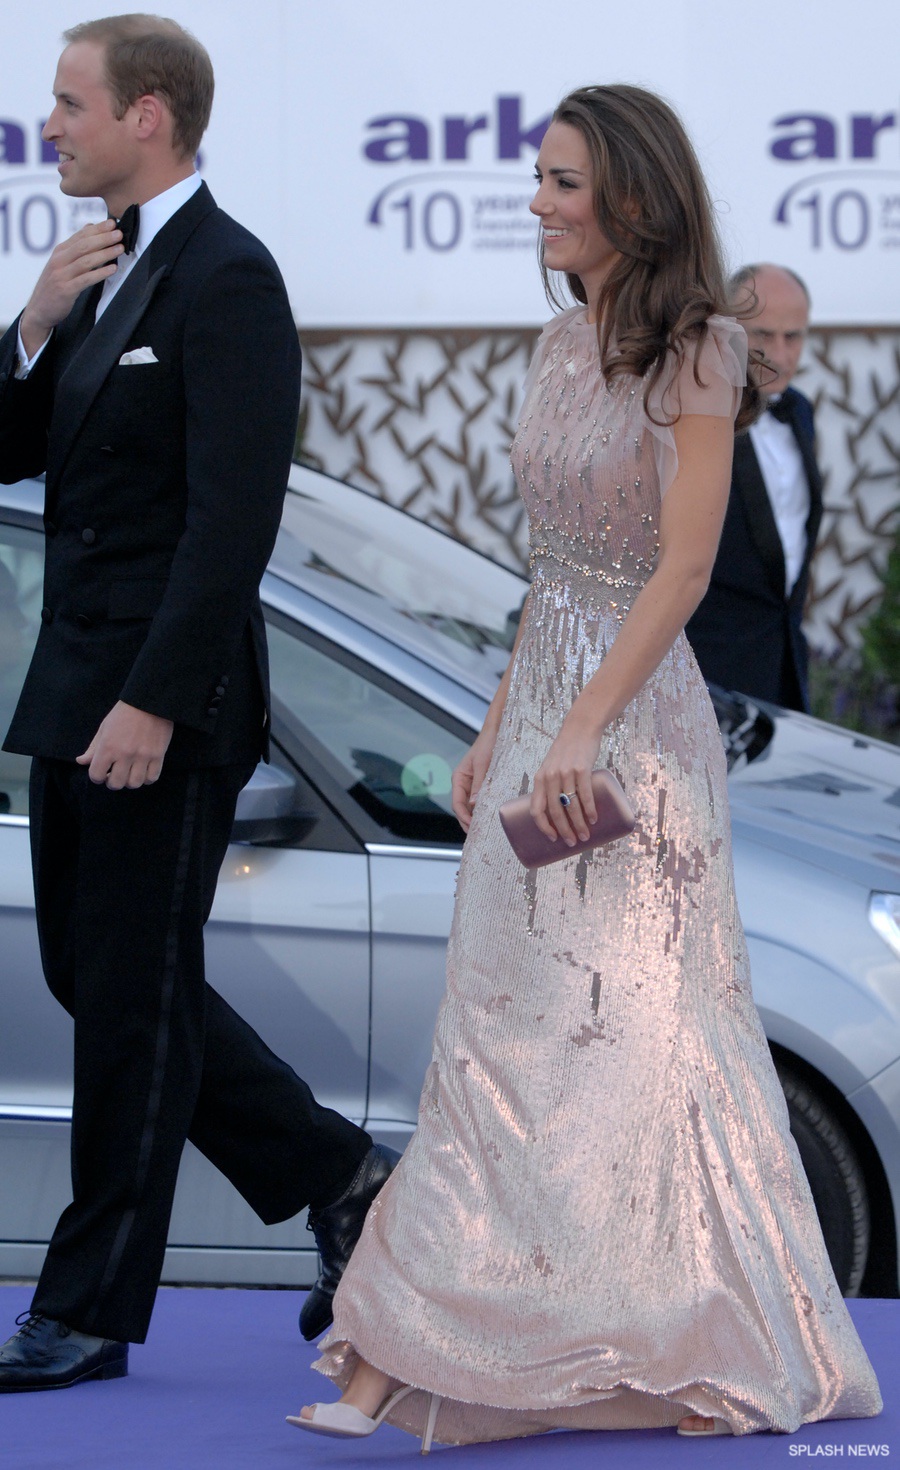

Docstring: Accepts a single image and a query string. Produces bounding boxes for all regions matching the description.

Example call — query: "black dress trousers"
[28,757,370,1344]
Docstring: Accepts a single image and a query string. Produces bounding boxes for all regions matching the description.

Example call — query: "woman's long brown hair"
[541,85,762,430]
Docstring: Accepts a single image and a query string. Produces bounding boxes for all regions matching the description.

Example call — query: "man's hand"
[19,220,124,359]
[77,701,174,790]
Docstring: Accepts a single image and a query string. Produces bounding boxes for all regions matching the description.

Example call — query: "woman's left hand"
[530,717,603,845]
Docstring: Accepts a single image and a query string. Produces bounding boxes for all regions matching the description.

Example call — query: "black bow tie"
[112,203,140,255]
[766,395,794,425]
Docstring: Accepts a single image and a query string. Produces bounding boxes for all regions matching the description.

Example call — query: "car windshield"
[269,469,527,697]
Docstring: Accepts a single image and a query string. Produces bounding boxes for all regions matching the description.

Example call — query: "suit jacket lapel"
[56,281,103,360]
[144,178,216,275]
[784,388,824,609]
[46,182,217,489]
[733,432,787,599]
[47,252,168,488]
[782,388,824,505]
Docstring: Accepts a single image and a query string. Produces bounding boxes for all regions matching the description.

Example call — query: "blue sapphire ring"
[558,791,576,808]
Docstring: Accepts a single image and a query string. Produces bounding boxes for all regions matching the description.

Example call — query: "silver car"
[1,467,898,1299]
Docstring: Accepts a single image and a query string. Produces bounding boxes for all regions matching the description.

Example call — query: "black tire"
[775,1062,870,1295]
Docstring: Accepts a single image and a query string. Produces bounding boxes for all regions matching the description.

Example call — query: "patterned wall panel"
[298,330,539,574]
[798,330,900,652]
[299,326,900,652]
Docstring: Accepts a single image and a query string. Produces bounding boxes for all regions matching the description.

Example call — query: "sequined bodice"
[511,313,659,615]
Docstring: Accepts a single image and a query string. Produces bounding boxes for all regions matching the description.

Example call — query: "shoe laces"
[13,1313,69,1339]
[14,1313,44,1339]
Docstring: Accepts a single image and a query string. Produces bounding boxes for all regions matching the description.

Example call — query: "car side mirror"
[231,762,317,846]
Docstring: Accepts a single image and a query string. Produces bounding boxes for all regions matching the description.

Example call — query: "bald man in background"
[686,264,823,711]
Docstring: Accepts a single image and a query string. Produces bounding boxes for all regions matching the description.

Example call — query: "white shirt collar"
[131,172,203,257]
[748,401,809,595]
[94,172,203,321]
[754,405,784,439]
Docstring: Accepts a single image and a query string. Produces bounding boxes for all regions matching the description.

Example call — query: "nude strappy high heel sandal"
[676,1415,732,1437]
[287,1384,444,1454]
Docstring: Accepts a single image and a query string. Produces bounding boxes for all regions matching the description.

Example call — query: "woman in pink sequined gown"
[291,86,882,1447]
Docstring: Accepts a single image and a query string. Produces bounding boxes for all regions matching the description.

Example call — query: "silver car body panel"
[368,849,460,1131]
[848,1057,900,1254]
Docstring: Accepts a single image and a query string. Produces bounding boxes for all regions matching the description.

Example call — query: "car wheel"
[775,1062,870,1295]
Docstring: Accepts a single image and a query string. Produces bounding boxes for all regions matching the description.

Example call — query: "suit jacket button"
[215,685,226,696]
[41,606,53,625]
[220,675,229,686]
[76,614,93,629]
[207,706,219,717]
[81,528,96,545]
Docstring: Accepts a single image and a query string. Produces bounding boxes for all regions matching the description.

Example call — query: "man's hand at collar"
[20,219,125,359]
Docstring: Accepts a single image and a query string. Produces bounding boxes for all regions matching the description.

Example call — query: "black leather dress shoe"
[299,1143,401,1341]
[0,1313,128,1391]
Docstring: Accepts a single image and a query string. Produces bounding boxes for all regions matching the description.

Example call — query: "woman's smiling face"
[531,120,622,315]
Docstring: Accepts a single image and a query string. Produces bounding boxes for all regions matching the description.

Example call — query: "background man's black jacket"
[686,386,823,712]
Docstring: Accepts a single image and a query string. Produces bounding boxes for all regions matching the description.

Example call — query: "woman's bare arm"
[451,591,531,831]
[530,412,733,844]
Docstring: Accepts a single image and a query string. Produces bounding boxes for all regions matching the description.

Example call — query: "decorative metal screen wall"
[298,326,900,654]
[800,330,900,652]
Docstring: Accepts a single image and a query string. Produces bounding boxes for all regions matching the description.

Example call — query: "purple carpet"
[0,1286,895,1469]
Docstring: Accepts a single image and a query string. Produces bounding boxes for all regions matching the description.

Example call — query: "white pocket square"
[119,346,159,366]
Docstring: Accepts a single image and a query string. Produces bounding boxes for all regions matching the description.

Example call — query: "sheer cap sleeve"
[519,306,585,417]
[645,314,747,500]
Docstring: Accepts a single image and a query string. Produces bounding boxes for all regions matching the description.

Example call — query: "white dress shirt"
[16,172,202,373]
[748,402,810,596]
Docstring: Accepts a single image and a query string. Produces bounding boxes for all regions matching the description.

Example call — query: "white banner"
[2,0,899,327]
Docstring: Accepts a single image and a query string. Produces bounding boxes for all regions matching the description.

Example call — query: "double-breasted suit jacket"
[686,385,823,711]
[0,184,371,1347]
[0,181,300,765]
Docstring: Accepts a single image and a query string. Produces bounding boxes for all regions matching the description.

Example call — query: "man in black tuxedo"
[686,263,823,711]
[0,15,393,1391]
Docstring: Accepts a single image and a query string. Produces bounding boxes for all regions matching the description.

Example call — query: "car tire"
[775,1062,870,1295]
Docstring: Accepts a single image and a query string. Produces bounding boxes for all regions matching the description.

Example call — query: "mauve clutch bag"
[498,770,636,869]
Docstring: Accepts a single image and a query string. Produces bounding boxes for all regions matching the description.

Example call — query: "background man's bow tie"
[112,204,140,255]
[766,395,795,425]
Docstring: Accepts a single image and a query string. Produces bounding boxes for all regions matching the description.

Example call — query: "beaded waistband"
[529,543,645,595]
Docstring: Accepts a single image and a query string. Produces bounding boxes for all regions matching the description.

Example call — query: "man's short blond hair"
[64,14,213,159]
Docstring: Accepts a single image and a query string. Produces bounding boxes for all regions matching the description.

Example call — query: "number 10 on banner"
[0,187,60,255]
[369,180,463,252]
[774,171,900,252]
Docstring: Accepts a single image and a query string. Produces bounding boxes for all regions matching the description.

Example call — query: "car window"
[271,477,527,702]
[267,619,471,844]
[0,524,43,816]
